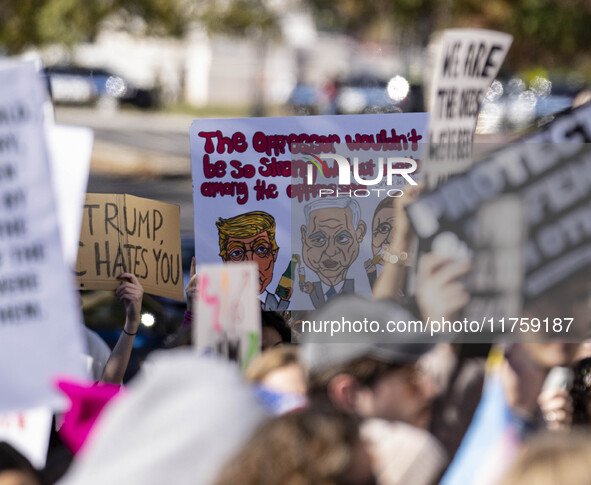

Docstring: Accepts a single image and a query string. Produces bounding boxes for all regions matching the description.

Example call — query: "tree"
[197,0,279,116]
[305,0,591,74]
[0,0,190,54]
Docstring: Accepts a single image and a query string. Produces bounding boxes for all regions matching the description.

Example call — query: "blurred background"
[3,0,590,375]
[3,0,590,122]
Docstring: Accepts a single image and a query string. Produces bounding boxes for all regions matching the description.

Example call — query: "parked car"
[335,74,423,114]
[43,65,156,109]
[287,75,423,116]
[476,77,585,134]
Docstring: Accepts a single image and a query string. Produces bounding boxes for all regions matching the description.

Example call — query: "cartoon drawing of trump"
[217,210,289,311]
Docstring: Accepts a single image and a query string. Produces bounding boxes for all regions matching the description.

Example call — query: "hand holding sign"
[116,273,144,331]
[415,253,471,322]
[102,273,145,384]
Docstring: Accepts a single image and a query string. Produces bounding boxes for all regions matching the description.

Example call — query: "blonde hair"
[501,430,591,485]
[216,211,278,260]
[245,345,299,383]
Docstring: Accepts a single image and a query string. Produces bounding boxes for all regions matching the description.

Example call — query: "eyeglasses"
[227,243,273,262]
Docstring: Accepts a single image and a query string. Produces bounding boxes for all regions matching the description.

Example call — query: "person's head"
[501,430,591,485]
[246,345,306,396]
[54,352,266,485]
[371,197,397,260]
[215,406,375,485]
[261,311,292,350]
[0,442,42,485]
[301,198,366,286]
[300,296,437,428]
[306,355,436,428]
[216,211,279,294]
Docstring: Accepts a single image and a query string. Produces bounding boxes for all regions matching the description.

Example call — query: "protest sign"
[194,262,261,369]
[0,60,87,414]
[424,29,512,185]
[0,407,53,468]
[76,193,184,300]
[190,113,428,310]
[407,102,591,338]
[461,196,525,329]
[47,124,93,268]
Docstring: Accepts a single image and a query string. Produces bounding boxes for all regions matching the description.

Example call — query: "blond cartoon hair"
[216,211,278,261]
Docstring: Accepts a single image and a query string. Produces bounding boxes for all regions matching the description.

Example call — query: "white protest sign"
[0,407,53,468]
[47,124,94,268]
[190,113,428,311]
[0,60,88,414]
[194,262,261,369]
[425,29,512,183]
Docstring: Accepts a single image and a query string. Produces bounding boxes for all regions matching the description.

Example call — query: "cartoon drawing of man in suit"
[300,198,366,309]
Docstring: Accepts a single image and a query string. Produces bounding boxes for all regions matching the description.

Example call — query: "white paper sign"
[190,113,428,310]
[425,29,512,182]
[0,60,87,414]
[47,124,93,268]
[0,407,53,468]
[194,262,261,369]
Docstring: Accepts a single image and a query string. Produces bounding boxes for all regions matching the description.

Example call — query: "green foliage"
[306,0,591,71]
[0,0,46,53]
[199,0,278,38]
[0,0,189,54]
[2,0,590,73]
[0,0,278,54]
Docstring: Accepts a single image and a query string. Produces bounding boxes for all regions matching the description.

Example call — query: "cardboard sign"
[425,29,512,184]
[76,194,184,300]
[190,113,428,310]
[194,262,261,369]
[0,407,53,468]
[407,101,591,301]
[0,60,87,414]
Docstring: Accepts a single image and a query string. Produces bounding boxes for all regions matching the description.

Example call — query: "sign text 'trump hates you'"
[76,193,183,301]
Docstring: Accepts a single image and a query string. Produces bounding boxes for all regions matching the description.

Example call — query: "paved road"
[55,106,194,151]
[55,106,196,177]
[55,107,197,234]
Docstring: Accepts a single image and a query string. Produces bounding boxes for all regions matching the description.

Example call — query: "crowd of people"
[1,175,590,485]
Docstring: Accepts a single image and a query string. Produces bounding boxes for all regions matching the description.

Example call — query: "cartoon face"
[301,207,366,286]
[371,207,395,260]
[225,232,277,294]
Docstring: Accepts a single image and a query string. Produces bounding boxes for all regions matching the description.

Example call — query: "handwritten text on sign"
[426,29,512,166]
[0,60,86,414]
[195,262,261,369]
[76,193,183,300]
[198,128,423,205]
